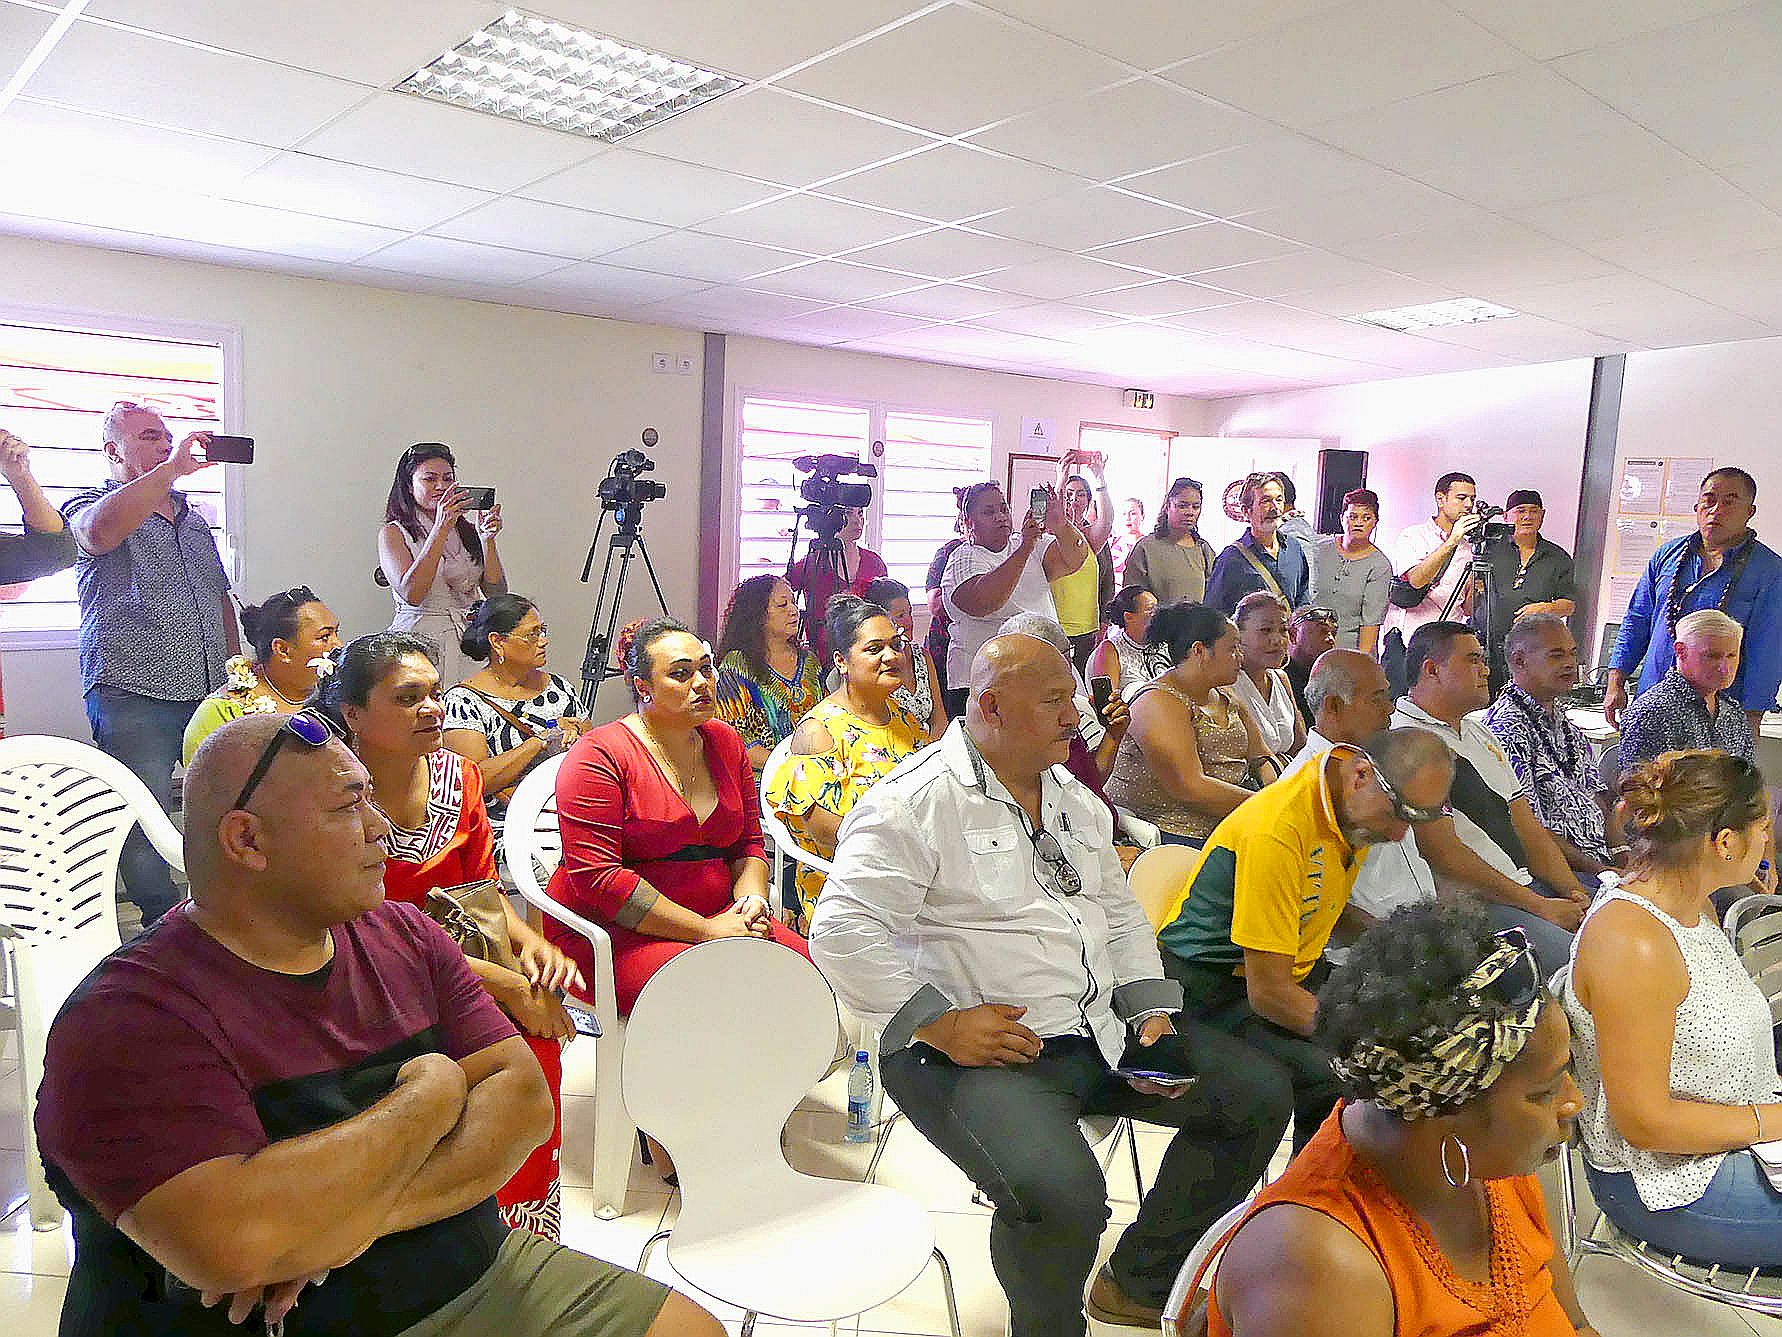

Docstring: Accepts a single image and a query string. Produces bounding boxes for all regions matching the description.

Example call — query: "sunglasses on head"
[232,709,337,812]
[1367,758,1449,825]
[1296,607,1338,626]
[1473,926,1541,1011]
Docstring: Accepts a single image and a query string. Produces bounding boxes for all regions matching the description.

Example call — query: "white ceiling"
[2,0,1780,396]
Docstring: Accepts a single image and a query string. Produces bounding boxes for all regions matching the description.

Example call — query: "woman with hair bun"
[1561,749,1782,1268]
[441,593,587,819]
[1205,901,1597,1336]
[181,586,341,762]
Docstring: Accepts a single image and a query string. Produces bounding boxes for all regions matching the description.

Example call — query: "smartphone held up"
[202,434,255,465]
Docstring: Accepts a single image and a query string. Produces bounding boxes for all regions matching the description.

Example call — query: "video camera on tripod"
[578,429,672,709]
[1468,499,1514,545]
[596,427,668,526]
[793,453,876,538]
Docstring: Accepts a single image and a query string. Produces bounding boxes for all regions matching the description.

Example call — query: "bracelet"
[1755,1104,1769,1143]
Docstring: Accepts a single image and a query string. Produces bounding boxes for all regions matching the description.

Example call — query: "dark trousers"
[84,686,196,924]
[1164,955,1340,1155]
[1068,631,1098,677]
[881,1025,1289,1337]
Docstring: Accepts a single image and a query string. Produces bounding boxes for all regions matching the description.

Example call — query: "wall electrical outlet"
[650,352,671,373]
[675,354,695,375]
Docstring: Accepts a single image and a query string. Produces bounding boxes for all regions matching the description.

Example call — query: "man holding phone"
[63,401,240,926]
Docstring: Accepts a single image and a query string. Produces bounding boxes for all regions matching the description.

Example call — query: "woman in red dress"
[316,632,583,1240]
[548,617,809,1018]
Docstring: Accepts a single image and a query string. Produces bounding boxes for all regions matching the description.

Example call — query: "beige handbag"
[422,879,522,973]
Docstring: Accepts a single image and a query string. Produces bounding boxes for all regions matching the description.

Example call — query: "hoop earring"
[1440,1132,1472,1189]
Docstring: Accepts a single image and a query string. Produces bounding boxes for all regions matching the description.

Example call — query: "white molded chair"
[1160,1198,1252,1336]
[502,755,634,1219]
[1724,892,1782,1025]
[627,937,962,1336]
[0,735,185,1229]
[1126,843,1200,933]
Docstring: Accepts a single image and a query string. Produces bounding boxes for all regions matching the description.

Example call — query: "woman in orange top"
[1203,902,1600,1337]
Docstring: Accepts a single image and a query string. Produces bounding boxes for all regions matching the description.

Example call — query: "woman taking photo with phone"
[378,442,506,688]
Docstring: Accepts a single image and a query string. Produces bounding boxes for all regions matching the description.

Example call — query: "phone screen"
[1029,486,1048,522]
[460,486,496,510]
[1090,675,1113,717]
[204,435,254,465]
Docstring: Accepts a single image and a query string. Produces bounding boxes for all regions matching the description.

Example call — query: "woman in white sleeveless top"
[1560,749,1782,1268]
[1229,591,1305,761]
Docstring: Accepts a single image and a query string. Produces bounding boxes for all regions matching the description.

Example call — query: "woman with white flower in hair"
[180,586,342,763]
[1197,901,1600,1337]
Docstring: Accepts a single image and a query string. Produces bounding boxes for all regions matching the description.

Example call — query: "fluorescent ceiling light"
[399,9,742,143]
[1351,297,1519,332]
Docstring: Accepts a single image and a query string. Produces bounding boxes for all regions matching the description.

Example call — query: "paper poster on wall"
[1618,458,1665,514]
[1659,517,1695,546]
[1019,417,1056,455]
[1664,456,1713,514]
[1614,517,1661,572]
[1605,574,1641,620]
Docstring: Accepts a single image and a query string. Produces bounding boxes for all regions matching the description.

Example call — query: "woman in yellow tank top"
[1053,452,1115,672]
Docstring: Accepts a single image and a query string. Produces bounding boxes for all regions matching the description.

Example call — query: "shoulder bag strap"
[1235,542,1286,601]
[461,686,545,741]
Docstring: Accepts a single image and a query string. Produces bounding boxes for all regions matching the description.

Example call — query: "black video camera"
[795,453,876,537]
[1471,500,1513,544]
[598,430,668,514]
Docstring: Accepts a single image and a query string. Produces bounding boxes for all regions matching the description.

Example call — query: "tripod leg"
[580,538,628,710]
[632,535,672,616]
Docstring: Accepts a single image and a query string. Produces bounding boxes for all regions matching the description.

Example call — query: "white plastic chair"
[0,735,185,1230]
[1159,1198,1253,1336]
[502,755,635,1220]
[627,937,962,1336]
[1724,891,1782,1020]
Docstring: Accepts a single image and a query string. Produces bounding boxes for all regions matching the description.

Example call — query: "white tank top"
[1230,666,1297,756]
[1560,887,1778,1210]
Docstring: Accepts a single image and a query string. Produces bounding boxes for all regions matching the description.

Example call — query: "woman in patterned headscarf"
[1193,901,1601,1337]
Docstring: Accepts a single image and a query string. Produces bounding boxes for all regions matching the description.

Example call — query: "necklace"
[261,672,305,708]
[1664,530,1757,638]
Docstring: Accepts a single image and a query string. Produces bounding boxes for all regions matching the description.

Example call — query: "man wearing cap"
[1285,607,1337,723]
[1479,489,1575,696]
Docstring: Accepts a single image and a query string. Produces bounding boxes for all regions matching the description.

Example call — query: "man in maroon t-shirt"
[35,713,720,1337]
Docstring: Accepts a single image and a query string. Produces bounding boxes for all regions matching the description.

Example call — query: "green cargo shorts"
[398,1230,671,1336]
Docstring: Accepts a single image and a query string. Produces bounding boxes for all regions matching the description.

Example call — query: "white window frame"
[0,301,244,652]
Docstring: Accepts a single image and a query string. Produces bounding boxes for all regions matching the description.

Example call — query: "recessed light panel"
[1352,297,1519,332]
[399,9,742,144]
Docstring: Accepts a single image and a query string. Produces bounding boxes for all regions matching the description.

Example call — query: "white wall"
[0,235,705,730]
[1201,360,1598,554]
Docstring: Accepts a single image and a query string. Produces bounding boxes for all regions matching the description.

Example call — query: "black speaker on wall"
[1315,449,1369,534]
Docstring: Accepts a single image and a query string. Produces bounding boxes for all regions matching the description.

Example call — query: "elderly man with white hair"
[1617,608,1759,769]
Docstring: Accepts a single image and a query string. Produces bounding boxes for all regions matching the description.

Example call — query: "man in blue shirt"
[1206,473,1310,614]
[1606,466,1782,737]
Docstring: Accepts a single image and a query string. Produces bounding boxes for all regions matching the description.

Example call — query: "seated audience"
[1110,494,1146,576]
[765,594,928,930]
[1205,902,1597,1337]
[0,426,76,583]
[1284,604,1336,721]
[317,633,581,1236]
[1309,488,1391,655]
[924,528,966,700]
[864,575,947,738]
[1481,490,1576,695]
[1394,621,1594,974]
[1484,614,1620,878]
[940,480,1087,717]
[1230,591,1306,761]
[1606,465,1782,733]
[1086,585,1164,700]
[442,593,588,819]
[1618,608,1759,767]
[1106,603,1267,847]
[714,573,822,772]
[378,442,506,688]
[786,504,886,660]
[812,634,1290,1336]
[182,586,343,762]
[1561,751,1782,1270]
[1122,476,1215,606]
[1053,450,1117,671]
[1206,472,1310,614]
[34,713,717,1337]
[1156,727,1454,1152]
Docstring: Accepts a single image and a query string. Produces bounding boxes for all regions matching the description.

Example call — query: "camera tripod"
[1442,543,1505,686]
[783,506,852,652]
[577,499,670,714]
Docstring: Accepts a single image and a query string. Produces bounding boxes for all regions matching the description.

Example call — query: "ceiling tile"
[1335,216,1620,292]
[966,78,1267,180]
[0,99,279,190]
[699,193,926,254]
[746,260,928,303]
[1091,223,1303,278]
[817,144,1080,224]
[1516,172,1782,270]
[1160,0,1525,129]
[0,4,54,66]
[226,152,492,232]
[967,304,1122,340]
[864,323,1084,363]
[82,0,504,85]
[1553,6,1782,168]
[979,0,1349,70]
[781,6,1128,136]
[297,93,600,194]
[1410,313,1625,361]
[973,187,1206,251]
[970,254,1153,300]
[520,150,782,228]
[774,306,939,343]
[525,0,930,79]
[1177,250,1400,299]
[525,262,712,305]
[1233,177,1486,250]
[598,230,809,282]
[26,18,370,148]
[1646,246,1782,323]
[625,88,933,189]
[1711,158,1782,217]
[1286,274,1456,318]
[631,288,828,325]
[431,197,667,260]
[844,228,1055,281]
[1122,136,1398,217]
[1447,0,1755,61]
[355,235,570,284]
[1075,280,1244,318]
[868,284,1028,321]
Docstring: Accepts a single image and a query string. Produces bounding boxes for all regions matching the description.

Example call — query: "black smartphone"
[459,485,496,510]
[1090,675,1113,719]
[203,434,254,465]
[1028,485,1048,523]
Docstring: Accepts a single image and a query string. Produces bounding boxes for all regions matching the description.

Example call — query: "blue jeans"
[84,686,196,925]
[1588,1152,1782,1270]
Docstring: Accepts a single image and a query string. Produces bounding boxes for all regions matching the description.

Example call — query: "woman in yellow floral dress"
[766,594,930,930]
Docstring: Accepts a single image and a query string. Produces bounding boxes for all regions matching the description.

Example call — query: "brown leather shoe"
[1085,1264,1164,1328]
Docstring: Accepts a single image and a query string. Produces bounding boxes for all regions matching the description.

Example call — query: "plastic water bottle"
[845,1050,874,1144]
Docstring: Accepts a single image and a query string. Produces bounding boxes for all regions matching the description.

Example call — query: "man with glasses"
[1156,727,1454,1154]
[1393,620,1594,974]
[35,712,719,1337]
[63,400,240,926]
[813,634,1290,1335]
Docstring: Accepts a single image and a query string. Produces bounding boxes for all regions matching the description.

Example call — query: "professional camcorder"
[598,428,668,514]
[1470,499,1513,544]
[794,453,876,537]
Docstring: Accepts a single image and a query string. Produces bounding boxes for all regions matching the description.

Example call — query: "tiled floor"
[3,1028,1781,1335]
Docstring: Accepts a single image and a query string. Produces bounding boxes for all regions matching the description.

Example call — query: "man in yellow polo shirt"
[1157,727,1454,1150]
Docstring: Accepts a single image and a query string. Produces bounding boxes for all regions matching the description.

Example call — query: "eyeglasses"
[1031,828,1083,897]
[1369,759,1449,825]
[1473,927,1541,1010]
[232,710,337,812]
[506,623,550,643]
